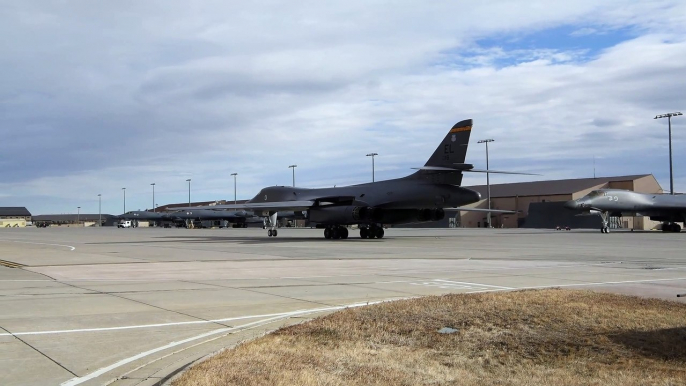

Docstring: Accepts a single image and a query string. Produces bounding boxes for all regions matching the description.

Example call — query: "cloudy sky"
[2,1,685,215]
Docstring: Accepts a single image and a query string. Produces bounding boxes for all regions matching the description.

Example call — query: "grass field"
[173,289,686,386]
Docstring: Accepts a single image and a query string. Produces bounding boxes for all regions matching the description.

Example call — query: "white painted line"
[518,276,686,290]
[1,310,326,337]
[10,241,76,251]
[59,299,395,386]
[0,300,396,337]
[433,279,513,290]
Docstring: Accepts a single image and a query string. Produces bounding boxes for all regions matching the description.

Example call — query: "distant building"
[0,207,32,228]
[32,214,118,227]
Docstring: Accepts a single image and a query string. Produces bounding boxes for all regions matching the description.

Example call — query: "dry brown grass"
[173,289,686,386]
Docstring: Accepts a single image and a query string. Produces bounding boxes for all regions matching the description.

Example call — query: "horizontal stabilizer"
[462,168,539,176]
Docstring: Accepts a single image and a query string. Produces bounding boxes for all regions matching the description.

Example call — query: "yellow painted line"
[0,259,24,268]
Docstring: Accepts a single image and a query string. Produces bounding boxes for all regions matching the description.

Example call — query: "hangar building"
[0,207,32,228]
[460,174,663,230]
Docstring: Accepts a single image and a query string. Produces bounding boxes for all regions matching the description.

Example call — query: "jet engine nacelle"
[309,206,446,225]
[309,206,366,224]
[417,208,445,222]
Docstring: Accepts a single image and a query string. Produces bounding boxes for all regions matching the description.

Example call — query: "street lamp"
[122,188,126,213]
[654,112,682,195]
[288,165,297,187]
[231,173,238,204]
[77,206,80,225]
[477,139,495,228]
[366,153,378,182]
[186,179,191,207]
[151,183,155,212]
[97,194,101,227]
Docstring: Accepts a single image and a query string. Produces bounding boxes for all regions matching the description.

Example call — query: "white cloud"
[1,1,686,214]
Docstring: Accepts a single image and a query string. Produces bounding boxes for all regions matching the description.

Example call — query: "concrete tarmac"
[0,227,684,386]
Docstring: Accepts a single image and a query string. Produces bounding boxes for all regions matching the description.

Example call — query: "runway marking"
[9,241,76,251]
[0,301,397,337]
[410,279,513,291]
[59,299,396,386]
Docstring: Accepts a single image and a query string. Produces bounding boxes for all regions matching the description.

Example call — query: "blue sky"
[1,1,685,215]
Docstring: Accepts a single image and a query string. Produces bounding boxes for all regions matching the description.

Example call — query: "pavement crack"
[0,325,78,377]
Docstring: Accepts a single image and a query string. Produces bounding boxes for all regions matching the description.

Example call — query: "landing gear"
[324,226,348,240]
[662,223,682,233]
[599,212,610,234]
[266,212,278,237]
[360,224,384,239]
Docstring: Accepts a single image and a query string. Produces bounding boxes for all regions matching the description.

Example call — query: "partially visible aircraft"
[180,119,527,239]
[564,189,685,233]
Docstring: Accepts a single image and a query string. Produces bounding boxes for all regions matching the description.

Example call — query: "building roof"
[0,207,32,217]
[465,174,652,198]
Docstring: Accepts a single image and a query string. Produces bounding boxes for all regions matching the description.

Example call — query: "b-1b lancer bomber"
[564,189,685,233]
[189,119,523,239]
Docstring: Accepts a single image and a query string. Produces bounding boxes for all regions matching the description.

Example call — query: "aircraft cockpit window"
[587,191,602,198]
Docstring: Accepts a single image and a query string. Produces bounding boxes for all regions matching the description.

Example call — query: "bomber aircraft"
[181,119,526,239]
[564,189,685,233]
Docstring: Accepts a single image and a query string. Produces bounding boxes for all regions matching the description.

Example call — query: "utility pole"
[186,179,191,206]
[122,187,126,213]
[654,112,682,195]
[366,153,378,182]
[477,139,495,228]
[231,173,238,204]
[77,206,80,225]
[151,183,155,212]
[98,194,101,227]
[288,165,297,187]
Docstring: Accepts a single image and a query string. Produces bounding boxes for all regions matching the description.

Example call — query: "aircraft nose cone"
[563,200,578,210]
[466,189,481,203]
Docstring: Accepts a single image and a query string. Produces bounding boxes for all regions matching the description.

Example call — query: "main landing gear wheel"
[324,226,349,240]
[360,225,384,239]
[268,229,278,237]
[662,223,682,232]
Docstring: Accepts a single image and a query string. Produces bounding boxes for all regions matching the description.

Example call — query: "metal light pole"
[122,187,126,213]
[288,165,297,187]
[654,112,682,195]
[151,183,155,212]
[478,139,494,227]
[77,206,80,225]
[98,194,101,227]
[186,179,191,206]
[366,153,378,182]
[231,173,237,204]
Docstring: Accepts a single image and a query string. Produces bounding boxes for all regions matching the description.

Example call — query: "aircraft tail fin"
[406,119,472,185]
[424,119,472,167]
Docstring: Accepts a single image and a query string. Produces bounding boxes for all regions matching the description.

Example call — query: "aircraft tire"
[324,228,332,239]
[273,229,278,237]
[360,227,368,239]
[377,228,385,239]
[332,227,341,239]
[675,224,682,232]
[341,227,349,239]
[268,229,273,237]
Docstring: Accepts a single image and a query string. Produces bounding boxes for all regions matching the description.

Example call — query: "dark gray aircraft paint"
[184,119,512,239]
[564,189,686,233]
[118,210,263,228]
